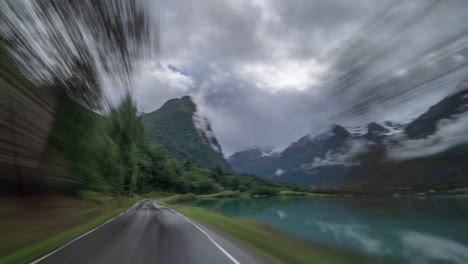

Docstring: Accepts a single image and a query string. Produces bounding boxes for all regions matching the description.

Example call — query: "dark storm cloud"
[134,0,468,155]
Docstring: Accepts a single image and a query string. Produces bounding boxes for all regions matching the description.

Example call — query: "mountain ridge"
[228,83,468,188]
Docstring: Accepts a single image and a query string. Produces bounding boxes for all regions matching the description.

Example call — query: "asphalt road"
[31,199,272,264]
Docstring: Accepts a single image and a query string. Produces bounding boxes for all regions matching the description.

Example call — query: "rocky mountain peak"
[160,95,196,113]
[331,124,351,139]
[367,122,387,133]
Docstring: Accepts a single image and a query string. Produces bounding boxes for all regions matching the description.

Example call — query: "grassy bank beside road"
[160,195,378,264]
[193,190,331,199]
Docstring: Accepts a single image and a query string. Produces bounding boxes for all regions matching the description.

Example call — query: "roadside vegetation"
[278,190,330,197]
[1,41,297,262]
[0,194,159,264]
[445,187,468,198]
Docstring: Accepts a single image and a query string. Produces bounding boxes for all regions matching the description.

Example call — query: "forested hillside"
[0,43,286,198]
[142,96,231,171]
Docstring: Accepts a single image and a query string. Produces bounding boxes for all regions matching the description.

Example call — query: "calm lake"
[192,196,468,264]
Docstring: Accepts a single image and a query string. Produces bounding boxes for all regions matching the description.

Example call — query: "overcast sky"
[132,0,468,155]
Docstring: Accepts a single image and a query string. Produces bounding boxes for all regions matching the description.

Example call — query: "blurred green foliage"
[1,41,289,198]
[45,91,288,197]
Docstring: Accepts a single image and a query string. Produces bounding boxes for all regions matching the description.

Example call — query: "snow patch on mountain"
[275,168,285,176]
[261,151,275,157]
[349,126,368,136]
[382,121,406,136]
[233,146,280,158]
[345,121,406,137]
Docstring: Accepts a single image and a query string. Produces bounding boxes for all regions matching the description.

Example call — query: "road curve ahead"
[31,199,272,264]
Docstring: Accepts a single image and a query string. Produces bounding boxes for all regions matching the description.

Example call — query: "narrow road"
[31,199,272,264]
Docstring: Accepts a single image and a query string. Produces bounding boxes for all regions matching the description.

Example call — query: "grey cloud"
[133,63,195,112]
[134,0,468,155]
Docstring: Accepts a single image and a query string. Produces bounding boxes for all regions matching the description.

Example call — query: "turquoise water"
[192,197,468,264]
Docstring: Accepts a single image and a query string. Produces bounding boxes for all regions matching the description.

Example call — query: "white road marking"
[30,199,241,264]
[168,208,241,264]
[29,200,146,264]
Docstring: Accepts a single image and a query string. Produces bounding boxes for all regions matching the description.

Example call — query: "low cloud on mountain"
[133,0,468,155]
[387,114,468,160]
[306,139,370,169]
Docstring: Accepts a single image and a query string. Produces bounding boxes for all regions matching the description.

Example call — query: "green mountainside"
[142,96,231,171]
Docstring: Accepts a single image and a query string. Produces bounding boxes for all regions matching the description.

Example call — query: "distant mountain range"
[228,146,280,177]
[142,96,231,171]
[141,82,468,190]
[228,82,468,189]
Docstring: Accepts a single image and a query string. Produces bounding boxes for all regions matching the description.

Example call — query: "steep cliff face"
[143,96,231,171]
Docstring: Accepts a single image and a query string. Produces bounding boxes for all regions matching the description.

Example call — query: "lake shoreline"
[160,196,394,264]
[193,189,468,201]
[185,195,468,264]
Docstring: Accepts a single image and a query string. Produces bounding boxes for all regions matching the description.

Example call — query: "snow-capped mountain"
[228,146,280,176]
[347,121,405,137]
[228,81,468,187]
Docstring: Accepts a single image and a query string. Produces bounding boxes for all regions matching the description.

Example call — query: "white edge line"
[29,200,145,264]
[166,206,241,264]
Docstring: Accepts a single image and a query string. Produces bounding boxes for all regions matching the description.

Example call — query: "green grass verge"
[445,188,468,198]
[198,191,249,199]
[173,190,329,200]
[0,196,144,264]
[159,197,377,264]
[278,190,330,197]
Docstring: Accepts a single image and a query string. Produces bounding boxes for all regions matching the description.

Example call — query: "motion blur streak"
[0,0,159,197]
[323,0,468,123]
[1,0,159,108]
[1,1,468,263]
